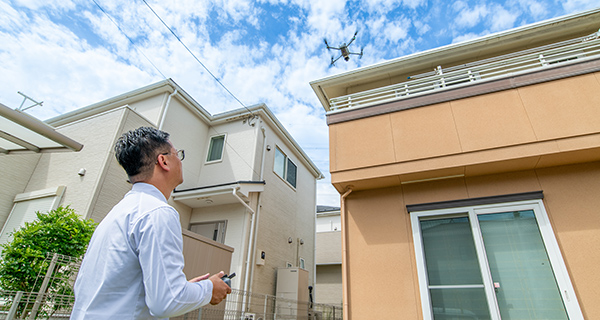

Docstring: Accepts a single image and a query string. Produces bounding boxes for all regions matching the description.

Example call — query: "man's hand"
[208,271,232,305]
[188,273,210,283]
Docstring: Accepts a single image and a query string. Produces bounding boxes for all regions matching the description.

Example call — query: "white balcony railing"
[329,30,600,111]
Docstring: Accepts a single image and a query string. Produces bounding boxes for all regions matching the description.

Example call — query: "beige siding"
[315,265,342,306]
[316,231,341,265]
[20,108,125,218]
[0,153,40,229]
[251,120,317,295]
[88,109,155,222]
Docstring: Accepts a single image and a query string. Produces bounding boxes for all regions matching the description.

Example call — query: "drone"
[324,31,364,66]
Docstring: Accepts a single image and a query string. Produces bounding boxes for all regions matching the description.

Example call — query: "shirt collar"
[131,182,168,203]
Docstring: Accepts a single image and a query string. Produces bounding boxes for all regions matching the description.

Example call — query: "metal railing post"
[28,253,59,319]
[6,291,24,320]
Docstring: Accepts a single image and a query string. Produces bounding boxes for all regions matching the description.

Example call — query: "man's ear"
[156,154,171,172]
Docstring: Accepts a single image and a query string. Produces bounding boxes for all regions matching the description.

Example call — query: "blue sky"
[1,0,598,205]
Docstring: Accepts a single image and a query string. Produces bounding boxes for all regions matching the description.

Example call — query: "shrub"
[0,206,96,317]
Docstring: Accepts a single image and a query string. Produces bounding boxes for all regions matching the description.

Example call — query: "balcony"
[329,31,600,112]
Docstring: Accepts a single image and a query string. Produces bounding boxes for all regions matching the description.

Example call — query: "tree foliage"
[0,206,96,293]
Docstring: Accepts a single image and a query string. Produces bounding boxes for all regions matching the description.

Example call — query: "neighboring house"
[0,79,323,306]
[314,205,342,306]
[310,8,600,320]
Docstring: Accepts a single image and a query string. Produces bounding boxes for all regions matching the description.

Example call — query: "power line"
[140,0,254,117]
[91,0,167,79]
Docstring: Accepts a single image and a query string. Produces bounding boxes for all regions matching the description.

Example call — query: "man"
[72,127,231,319]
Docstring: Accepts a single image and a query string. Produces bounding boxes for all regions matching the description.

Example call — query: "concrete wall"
[342,161,600,319]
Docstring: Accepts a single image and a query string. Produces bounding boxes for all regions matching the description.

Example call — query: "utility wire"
[91,0,167,79]
[140,0,254,116]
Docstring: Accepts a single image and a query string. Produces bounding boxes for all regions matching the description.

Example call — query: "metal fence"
[0,253,342,320]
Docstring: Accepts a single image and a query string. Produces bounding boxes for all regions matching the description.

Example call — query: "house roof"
[310,7,600,111]
[317,205,340,213]
[44,79,323,179]
[0,102,83,154]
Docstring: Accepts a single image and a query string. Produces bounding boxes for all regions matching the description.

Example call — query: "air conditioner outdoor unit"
[243,312,256,320]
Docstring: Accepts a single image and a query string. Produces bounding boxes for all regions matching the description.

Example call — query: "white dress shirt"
[71,183,212,320]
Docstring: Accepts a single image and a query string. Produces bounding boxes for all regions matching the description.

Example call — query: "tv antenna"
[17,91,44,111]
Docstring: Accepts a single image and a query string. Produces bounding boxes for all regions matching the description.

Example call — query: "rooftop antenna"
[17,91,43,111]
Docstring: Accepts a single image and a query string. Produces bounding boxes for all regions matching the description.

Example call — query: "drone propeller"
[324,38,331,50]
[360,46,364,59]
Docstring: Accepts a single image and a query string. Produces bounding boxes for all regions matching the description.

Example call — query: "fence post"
[28,253,59,319]
[6,291,24,320]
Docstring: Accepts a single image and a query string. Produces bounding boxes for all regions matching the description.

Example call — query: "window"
[299,258,305,270]
[0,186,66,245]
[410,199,583,320]
[274,147,297,188]
[189,220,227,243]
[206,135,225,162]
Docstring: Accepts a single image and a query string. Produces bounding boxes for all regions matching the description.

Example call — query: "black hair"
[114,127,171,181]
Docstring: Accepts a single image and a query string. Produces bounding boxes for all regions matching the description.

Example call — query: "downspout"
[232,187,255,214]
[158,89,177,130]
[340,187,353,320]
[242,125,267,312]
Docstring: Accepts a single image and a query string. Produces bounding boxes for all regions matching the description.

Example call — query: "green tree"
[0,206,96,317]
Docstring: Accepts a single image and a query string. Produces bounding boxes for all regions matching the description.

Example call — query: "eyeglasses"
[159,149,185,161]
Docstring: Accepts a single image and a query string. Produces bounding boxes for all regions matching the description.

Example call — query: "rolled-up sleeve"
[132,206,213,318]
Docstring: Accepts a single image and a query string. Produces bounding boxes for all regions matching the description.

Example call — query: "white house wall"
[161,98,211,191]
[198,119,260,186]
[189,203,248,286]
[126,92,168,126]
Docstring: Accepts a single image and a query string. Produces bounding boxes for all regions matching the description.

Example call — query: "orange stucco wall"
[329,72,600,192]
[343,161,600,319]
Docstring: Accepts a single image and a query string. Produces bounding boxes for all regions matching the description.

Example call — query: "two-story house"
[0,79,323,311]
[311,8,600,320]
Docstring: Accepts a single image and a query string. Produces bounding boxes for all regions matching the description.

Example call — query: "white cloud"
[413,20,431,36]
[489,4,518,32]
[453,1,489,29]
[561,0,599,13]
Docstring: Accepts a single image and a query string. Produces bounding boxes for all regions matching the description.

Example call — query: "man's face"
[167,141,184,186]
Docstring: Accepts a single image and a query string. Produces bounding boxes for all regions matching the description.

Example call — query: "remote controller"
[221,272,236,287]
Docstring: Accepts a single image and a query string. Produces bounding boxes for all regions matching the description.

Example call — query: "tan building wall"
[310,11,600,319]
[342,161,600,319]
[328,72,600,192]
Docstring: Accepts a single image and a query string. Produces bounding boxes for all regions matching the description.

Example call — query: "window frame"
[206,134,226,163]
[273,146,297,188]
[410,199,583,320]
